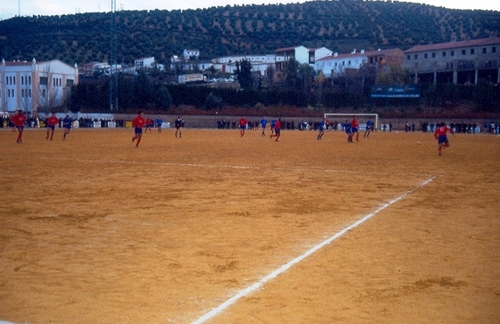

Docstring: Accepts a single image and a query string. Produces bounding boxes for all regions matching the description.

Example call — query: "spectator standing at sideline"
[12,110,26,144]
[131,111,145,148]
[46,112,59,141]
[62,115,73,140]
[239,116,248,137]
[434,122,455,156]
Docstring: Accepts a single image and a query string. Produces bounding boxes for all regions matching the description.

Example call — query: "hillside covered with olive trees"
[1,0,499,66]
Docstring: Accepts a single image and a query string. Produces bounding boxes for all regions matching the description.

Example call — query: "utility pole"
[109,0,118,111]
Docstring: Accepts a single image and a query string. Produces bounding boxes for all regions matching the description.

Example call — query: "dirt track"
[0,127,499,323]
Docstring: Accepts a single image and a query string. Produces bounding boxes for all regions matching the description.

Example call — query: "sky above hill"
[1,0,499,20]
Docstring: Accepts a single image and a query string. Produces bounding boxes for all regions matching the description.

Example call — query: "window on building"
[22,89,25,97]
[424,53,428,59]
[21,76,24,85]
[40,77,48,85]
[348,60,351,65]
[442,52,446,57]
[432,53,436,58]
[407,55,410,60]
[28,76,31,85]
[483,48,487,54]
[470,49,475,55]
[414,54,418,59]
[29,89,31,97]
[13,77,15,85]
[462,49,466,55]
[42,89,46,98]
[492,47,496,53]
[451,51,455,56]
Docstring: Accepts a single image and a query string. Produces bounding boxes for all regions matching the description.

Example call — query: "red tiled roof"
[275,45,304,53]
[405,37,500,53]
[316,48,402,62]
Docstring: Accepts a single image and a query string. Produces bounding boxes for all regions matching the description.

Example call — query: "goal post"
[323,113,379,131]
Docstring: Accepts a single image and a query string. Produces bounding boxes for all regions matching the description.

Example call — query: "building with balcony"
[404,37,500,84]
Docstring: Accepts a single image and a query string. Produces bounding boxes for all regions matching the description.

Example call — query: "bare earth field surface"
[0,127,499,324]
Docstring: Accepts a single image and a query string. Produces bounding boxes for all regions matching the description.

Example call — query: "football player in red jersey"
[270,118,282,142]
[239,116,247,137]
[11,110,27,143]
[434,122,454,155]
[46,112,59,140]
[351,116,360,142]
[131,111,146,147]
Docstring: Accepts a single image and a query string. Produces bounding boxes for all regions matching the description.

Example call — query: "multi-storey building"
[315,48,404,78]
[0,58,78,116]
[404,37,500,84]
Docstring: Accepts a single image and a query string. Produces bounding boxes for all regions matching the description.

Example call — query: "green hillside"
[0,0,499,66]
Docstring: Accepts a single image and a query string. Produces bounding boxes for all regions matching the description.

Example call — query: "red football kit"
[12,113,26,127]
[434,125,452,138]
[47,116,59,127]
[132,116,145,128]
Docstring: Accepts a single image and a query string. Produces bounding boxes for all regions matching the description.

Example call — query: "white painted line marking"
[191,176,435,324]
[39,157,434,178]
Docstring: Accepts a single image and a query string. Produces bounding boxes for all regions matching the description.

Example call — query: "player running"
[342,119,353,142]
[364,119,373,138]
[239,116,248,137]
[46,112,59,140]
[156,116,163,133]
[351,116,360,141]
[11,110,26,143]
[62,115,73,140]
[270,118,282,141]
[260,116,268,136]
[132,111,146,148]
[317,117,326,140]
[434,122,454,155]
[175,116,184,138]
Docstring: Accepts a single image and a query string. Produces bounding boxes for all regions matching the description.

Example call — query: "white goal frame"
[324,113,379,131]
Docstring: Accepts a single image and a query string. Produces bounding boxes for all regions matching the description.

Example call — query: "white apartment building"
[212,54,285,75]
[315,48,404,78]
[183,49,200,60]
[0,58,79,116]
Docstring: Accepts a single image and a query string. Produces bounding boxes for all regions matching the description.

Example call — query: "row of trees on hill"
[69,63,500,115]
[1,1,499,64]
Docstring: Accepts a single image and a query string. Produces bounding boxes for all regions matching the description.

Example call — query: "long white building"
[0,58,79,116]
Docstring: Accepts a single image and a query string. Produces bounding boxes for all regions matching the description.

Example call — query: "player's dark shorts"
[437,135,448,144]
[351,127,359,133]
[239,125,246,130]
[47,125,55,130]
[64,125,71,130]
[319,126,324,131]
[134,127,143,135]
[16,126,24,131]
[275,128,281,135]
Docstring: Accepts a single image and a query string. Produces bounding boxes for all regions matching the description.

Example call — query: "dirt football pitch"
[1,126,499,324]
